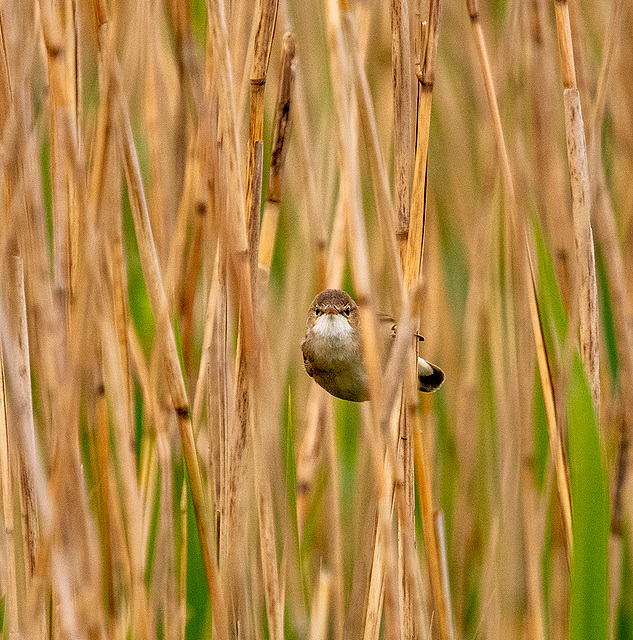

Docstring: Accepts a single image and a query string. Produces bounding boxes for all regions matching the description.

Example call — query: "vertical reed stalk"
[553,0,600,410]
[404,3,451,638]
[391,0,413,266]
[246,0,279,227]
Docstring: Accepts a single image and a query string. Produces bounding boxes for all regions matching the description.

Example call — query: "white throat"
[312,313,353,343]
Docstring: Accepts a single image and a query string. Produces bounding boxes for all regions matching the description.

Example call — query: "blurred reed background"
[0,0,631,639]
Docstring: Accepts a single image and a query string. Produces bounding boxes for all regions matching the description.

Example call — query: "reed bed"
[0,0,631,639]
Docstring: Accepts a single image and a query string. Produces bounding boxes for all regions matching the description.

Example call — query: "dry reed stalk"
[296,387,327,540]
[405,5,440,289]
[229,4,280,572]
[245,0,279,231]
[310,569,332,640]
[553,0,600,410]
[213,155,233,581]
[401,3,451,637]
[433,511,456,640]
[413,420,449,639]
[0,351,20,637]
[61,0,81,301]
[390,0,413,266]
[362,518,385,640]
[212,289,229,542]
[258,32,296,293]
[8,257,40,587]
[99,19,230,635]
[9,258,47,640]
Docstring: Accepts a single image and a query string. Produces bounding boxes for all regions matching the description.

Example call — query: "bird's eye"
[315,308,321,316]
[343,306,351,317]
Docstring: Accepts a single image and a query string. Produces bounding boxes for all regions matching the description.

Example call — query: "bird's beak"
[323,304,338,315]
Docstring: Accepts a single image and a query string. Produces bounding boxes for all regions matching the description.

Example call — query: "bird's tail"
[417,357,445,392]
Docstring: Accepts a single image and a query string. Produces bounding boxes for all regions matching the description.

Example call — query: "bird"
[300,289,444,402]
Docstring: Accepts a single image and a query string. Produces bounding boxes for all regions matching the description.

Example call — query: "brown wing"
[301,341,316,378]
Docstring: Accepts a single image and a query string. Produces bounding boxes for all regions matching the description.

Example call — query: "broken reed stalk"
[245,0,279,229]
[553,0,600,411]
[466,0,573,560]
[390,0,413,266]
